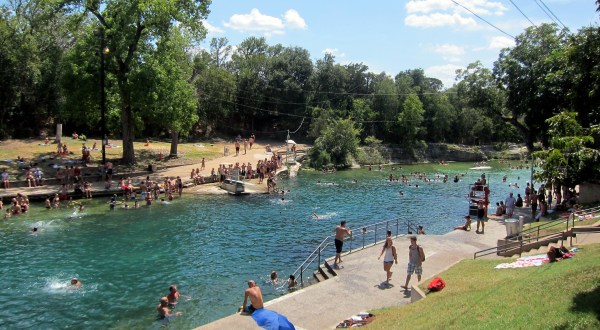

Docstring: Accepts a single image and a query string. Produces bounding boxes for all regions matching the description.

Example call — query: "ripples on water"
[0,162,530,328]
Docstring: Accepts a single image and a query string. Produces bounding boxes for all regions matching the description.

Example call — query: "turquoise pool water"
[0,162,530,328]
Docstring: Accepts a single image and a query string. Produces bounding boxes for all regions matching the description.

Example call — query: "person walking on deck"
[333,221,352,268]
[378,237,398,283]
[401,236,425,290]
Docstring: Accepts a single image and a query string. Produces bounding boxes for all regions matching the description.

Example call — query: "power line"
[215,97,425,123]
[538,0,567,29]
[534,0,560,26]
[508,0,536,27]
[450,0,515,39]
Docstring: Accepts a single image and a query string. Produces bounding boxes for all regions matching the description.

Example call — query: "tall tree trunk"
[169,130,179,158]
[118,72,135,165]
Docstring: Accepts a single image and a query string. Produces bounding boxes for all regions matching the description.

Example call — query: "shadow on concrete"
[402,290,411,299]
[375,281,394,290]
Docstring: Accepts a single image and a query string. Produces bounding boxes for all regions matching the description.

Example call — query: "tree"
[194,50,236,137]
[562,26,600,127]
[534,112,599,189]
[0,0,66,138]
[133,27,198,158]
[230,36,270,133]
[372,75,399,141]
[309,118,361,168]
[210,37,232,68]
[310,53,350,110]
[396,94,425,146]
[61,0,210,164]
[493,23,570,152]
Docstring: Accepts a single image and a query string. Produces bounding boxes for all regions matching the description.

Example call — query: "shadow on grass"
[571,284,600,320]
[554,284,600,329]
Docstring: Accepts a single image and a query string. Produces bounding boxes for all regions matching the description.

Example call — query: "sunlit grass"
[0,139,222,179]
[366,243,600,330]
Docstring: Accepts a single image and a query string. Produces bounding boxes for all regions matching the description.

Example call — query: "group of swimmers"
[1,192,30,218]
[156,285,190,319]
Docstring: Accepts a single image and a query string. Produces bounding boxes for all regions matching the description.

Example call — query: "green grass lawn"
[366,243,600,330]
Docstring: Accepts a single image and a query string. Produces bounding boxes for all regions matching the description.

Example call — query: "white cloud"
[431,43,465,62]
[424,63,465,88]
[283,9,307,29]
[488,36,515,50]
[202,20,224,34]
[405,0,508,28]
[223,8,307,36]
[405,13,476,27]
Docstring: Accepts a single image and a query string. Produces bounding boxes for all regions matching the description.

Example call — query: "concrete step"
[312,271,326,283]
[323,261,338,277]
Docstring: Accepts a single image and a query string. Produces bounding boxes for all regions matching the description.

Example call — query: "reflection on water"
[0,162,531,328]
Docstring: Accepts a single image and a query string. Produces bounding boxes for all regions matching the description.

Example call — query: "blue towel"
[251,308,295,330]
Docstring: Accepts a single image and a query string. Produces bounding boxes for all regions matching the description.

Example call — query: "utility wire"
[450,0,515,39]
[216,97,425,123]
[538,0,567,29]
[534,0,560,26]
[508,0,536,27]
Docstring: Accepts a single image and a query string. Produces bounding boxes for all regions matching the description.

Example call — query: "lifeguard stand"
[468,182,489,216]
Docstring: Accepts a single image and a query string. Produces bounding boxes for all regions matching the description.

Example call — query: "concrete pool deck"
[196,218,510,330]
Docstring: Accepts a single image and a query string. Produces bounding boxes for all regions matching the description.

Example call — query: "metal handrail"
[509,205,600,241]
[290,217,415,286]
[474,206,600,259]
[474,230,568,259]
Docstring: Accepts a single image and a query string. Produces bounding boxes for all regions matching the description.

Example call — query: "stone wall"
[381,143,525,164]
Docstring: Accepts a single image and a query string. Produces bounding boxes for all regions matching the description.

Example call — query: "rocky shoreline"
[381,143,527,164]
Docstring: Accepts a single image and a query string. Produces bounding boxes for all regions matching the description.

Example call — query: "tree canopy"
[1,4,599,175]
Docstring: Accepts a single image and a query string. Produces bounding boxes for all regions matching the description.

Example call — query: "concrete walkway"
[197,218,509,330]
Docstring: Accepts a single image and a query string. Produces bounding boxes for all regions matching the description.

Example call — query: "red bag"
[427,277,446,292]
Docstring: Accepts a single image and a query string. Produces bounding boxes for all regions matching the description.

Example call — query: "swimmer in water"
[399,191,404,196]
[32,227,38,232]
[70,278,82,287]
[166,285,191,308]
[311,212,320,220]
[270,271,278,284]
[157,297,181,319]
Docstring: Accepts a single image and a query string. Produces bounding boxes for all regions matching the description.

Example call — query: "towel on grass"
[495,252,574,269]
[495,254,548,269]
[251,308,295,330]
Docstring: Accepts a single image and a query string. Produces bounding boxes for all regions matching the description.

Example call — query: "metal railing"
[474,230,568,259]
[290,217,418,286]
[473,205,600,259]
[508,206,600,243]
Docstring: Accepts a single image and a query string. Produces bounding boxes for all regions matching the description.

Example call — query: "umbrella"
[251,308,296,330]
[285,140,296,145]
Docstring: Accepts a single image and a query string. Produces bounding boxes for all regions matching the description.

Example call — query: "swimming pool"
[0,162,530,328]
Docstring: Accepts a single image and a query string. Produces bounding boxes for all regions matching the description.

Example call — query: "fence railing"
[473,205,600,259]
[290,217,418,286]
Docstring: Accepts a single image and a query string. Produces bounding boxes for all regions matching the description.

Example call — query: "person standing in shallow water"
[333,221,352,267]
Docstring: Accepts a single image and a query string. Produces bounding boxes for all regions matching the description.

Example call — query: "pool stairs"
[313,260,338,283]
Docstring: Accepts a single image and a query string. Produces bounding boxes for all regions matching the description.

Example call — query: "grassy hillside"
[367,244,600,330]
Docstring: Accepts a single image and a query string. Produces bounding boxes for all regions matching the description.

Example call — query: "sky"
[201,0,599,88]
